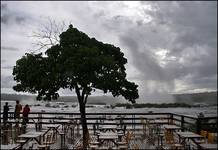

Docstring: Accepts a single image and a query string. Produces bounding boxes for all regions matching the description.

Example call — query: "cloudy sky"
[1,1,217,102]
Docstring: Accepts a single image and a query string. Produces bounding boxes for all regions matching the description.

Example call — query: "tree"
[13,24,139,148]
[31,17,67,52]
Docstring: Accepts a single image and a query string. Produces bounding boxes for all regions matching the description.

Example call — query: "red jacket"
[23,107,30,117]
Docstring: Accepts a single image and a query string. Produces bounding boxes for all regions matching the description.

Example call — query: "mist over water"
[1,99,217,117]
[137,92,175,103]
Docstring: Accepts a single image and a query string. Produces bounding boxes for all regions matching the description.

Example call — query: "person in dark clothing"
[3,102,9,124]
[22,104,30,125]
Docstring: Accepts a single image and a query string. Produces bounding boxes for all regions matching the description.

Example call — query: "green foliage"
[13,53,60,100]
[12,24,139,103]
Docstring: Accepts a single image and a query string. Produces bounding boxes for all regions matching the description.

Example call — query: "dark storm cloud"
[117,1,217,93]
[119,35,171,82]
[1,1,216,96]
[1,3,27,25]
[191,76,217,90]
[146,1,217,53]
[1,4,10,24]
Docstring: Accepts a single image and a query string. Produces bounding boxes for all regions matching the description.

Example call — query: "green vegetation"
[87,102,106,105]
[45,103,51,107]
[111,102,193,109]
[12,24,138,148]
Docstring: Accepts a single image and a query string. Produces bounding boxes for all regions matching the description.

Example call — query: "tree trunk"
[79,102,89,148]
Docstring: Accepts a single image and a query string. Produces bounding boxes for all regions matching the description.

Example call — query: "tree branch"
[30,18,67,52]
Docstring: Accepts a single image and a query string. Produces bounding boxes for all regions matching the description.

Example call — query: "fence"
[1,112,217,134]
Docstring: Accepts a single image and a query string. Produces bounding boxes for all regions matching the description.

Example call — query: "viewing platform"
[1,112,217,149]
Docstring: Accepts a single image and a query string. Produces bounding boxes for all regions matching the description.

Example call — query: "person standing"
[22,104,30,125]
[3,102,9,124]
[14,100,22,120]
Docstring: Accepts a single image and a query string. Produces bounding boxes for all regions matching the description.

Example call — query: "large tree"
[13,24,139,148]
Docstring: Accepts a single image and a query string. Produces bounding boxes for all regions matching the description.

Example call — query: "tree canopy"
[13,24,139,104]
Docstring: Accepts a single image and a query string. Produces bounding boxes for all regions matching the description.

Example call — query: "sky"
[1,1,217,102]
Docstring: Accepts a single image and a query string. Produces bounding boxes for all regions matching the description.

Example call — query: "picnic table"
[157,125,181,147]
[69,123,77,143]
[44,124,60,140]
[100,124,117,132]
[47,122,69,149]
[176,131,204,147]
[45,124,60,133]
[199,143,218,149]
[98,132,119,147]
[18,131,46,147]
[53,119,71,132]
[1,144,20,150]
[145,120,168,147]
[150,119,169,134]
[100,120,118,132]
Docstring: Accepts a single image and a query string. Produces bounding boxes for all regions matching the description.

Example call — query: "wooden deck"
[1,112,217,149]
[46,128,156,149]
[0,124,158,149]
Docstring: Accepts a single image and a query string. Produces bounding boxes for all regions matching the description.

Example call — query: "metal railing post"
[169,113,173,124]
[181,116,184,131]
[196,118,201,134]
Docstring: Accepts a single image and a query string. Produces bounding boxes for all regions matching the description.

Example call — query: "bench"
[37,132,55,150]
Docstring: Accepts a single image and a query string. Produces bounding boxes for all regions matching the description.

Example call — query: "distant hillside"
[57,95,125,104]
[1,93,36,101]
[1,91,217,105]
[172,91,217,105]
[1,93,124,105]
